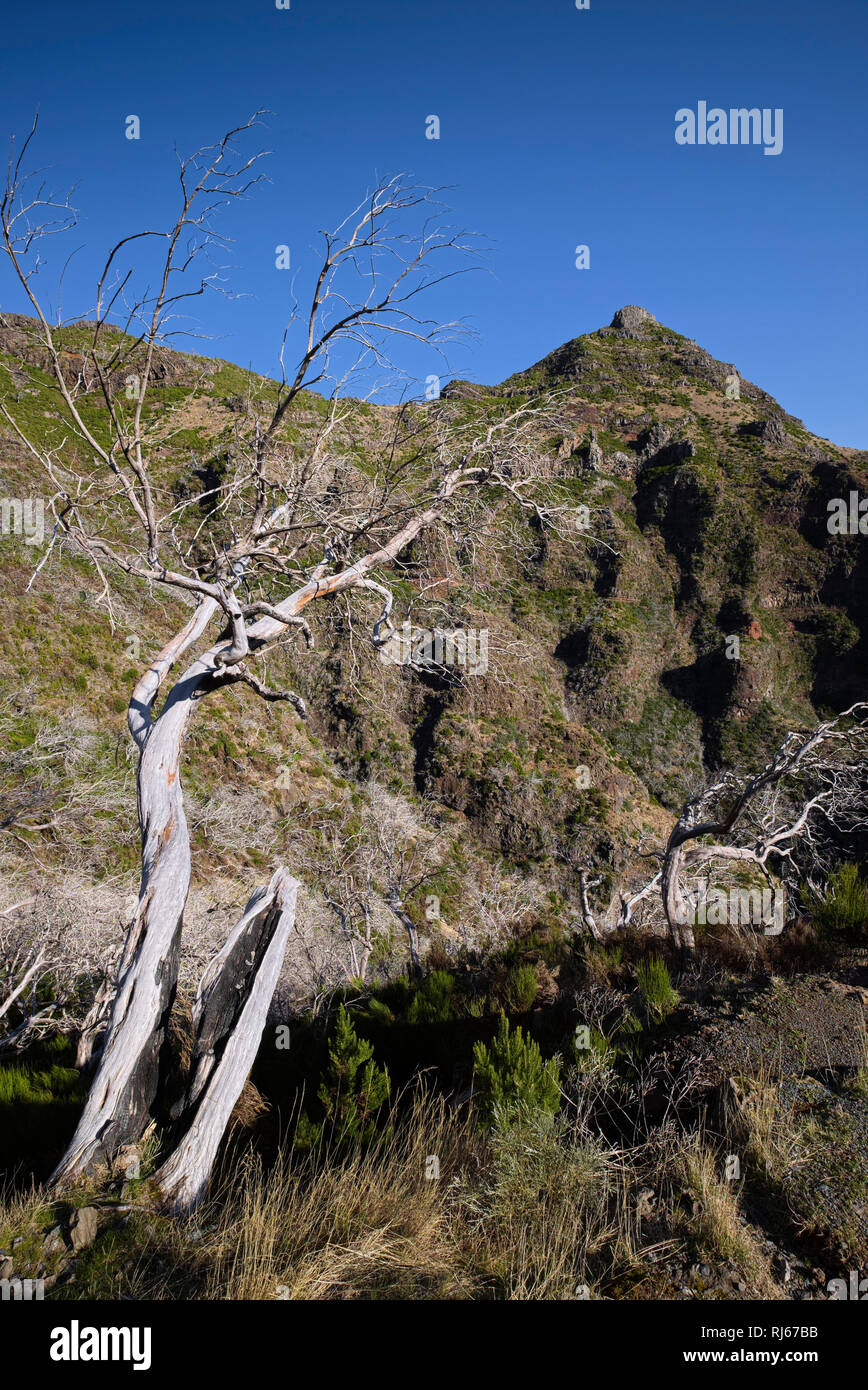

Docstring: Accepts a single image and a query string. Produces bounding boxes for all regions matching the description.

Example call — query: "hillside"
[2,303,868,1303]
[1,303,865,990]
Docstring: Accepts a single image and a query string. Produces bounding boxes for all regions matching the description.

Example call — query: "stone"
[610,305,657,334]
[738,416,787,446]
[639,422,671,459]
[42,1226,67,1257]
[639,430,696,470]
[610,450,636,478]
[115,1145,142,1180]
[585,427,603,471]
[557,432,582,460]
[68,1206,100,1253]
[636,1188,656,1221]
[760,417,787,446]
[637,424,696,470]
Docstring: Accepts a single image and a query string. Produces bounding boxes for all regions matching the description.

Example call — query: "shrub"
[297,1005,390,1149]
[580,940,623,985]
[0,1051,88,1178]
[636,955,678,1023]
[407,970,454,1024]
[806,862,868,940]
[472,1013,561,1126]
[506,963,539,1013]
[0,1062,83,1107]
[364,998,396,1026]
[612,1009,644,1061]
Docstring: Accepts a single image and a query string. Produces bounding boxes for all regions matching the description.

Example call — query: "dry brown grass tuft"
[724,1056,808,1186]
[204,1090,477,1300]
[678,1140,779,1297]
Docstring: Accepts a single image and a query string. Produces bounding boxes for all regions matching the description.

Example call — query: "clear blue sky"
[1,0,866,444]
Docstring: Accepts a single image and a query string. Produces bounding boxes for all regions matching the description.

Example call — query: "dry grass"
[0,1071,813,1302]
[195,1085,653,1301]
[679,1141,775,1293]
[204,1090,475,1300]
[725,1055,808,1186]
[455,1106,637,1298]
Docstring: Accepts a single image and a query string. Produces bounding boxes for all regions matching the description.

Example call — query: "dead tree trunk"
[50,501,446,1197]
[661,839,696,968]
[387,893,423,979]
[657,703,868,969]
[51,600,299,1206]
[576,870,604,941]
[74,970,116,1070]
[155,869,298,1212]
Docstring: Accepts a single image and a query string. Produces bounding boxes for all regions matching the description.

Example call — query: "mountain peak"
[610,305,657,333]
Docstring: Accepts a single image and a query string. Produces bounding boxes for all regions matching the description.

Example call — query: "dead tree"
[301,786,441,984]
[74,968,115,1070]
[310,811,381,984]
[570,706,868,960]
[0,899,97,1055]
[1,116,581,1208]
[0,936,60,1054]
[617,703,868,964]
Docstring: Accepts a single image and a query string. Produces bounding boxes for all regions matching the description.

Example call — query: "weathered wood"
[155,869,298,1212]
[51,599,299,1199]
[74,972,115,1070]
[387,895,423,979]
[51,610,221,1184]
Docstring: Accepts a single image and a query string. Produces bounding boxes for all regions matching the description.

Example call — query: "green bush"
[364,998,396,1026]
[579,940,623,983]
[614,1009,644,1059]
[473,1013,561,1126]
[296,1005,390,1149]
[0,1044,88,1176]
[407,970,454,1024]
[506,963,539,1013]
[0,1062,82,1107]
[807,863,868,940]
[636,956,679,1023]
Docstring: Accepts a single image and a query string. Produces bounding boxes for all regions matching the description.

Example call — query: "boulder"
[739,416,787,446]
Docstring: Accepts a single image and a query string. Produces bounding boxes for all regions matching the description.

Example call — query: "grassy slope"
[1,309,866,960]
